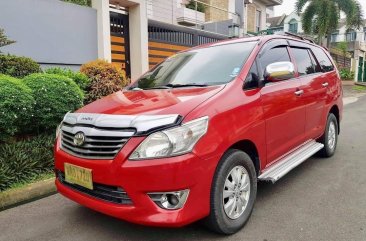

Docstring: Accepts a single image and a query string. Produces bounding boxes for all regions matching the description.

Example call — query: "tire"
[204,149,257,235]
[318,113,338,157]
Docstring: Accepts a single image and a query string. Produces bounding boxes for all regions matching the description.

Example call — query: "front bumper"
[54,136,218,227]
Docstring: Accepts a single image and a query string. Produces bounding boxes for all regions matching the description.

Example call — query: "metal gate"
[110,10,130,78]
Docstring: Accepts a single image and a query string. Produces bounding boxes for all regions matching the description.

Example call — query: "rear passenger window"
[258,47,291,80]
[308,49,322,73]
[312,47,335,72]
[291,48,315,76]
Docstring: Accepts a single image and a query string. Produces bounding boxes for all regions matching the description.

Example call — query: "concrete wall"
[147,0,178,24]
[0,0,98,70]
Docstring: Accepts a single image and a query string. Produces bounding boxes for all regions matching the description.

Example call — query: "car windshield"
[130,41,257,90]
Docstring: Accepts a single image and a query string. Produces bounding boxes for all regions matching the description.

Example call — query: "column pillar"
[129,0,149,80]
[92,0,112,62]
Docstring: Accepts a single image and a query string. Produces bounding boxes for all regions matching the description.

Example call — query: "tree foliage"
[296,0,364,45]
[0,28,15,52]
[62,0,91,7]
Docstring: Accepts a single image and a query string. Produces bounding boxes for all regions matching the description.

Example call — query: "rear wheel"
[318,113,338,157]
[204,149,257,234]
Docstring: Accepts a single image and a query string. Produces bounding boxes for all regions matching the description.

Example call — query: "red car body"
[55,35,343,227]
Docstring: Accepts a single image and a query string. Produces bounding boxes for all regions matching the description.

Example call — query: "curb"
[342,81,354,86]
[0,177,57,211]
[355,82,366,87]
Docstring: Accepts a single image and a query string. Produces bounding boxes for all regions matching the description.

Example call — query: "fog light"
[148,190,189,210]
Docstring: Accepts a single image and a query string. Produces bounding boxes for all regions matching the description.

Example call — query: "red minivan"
[54,35,343,234]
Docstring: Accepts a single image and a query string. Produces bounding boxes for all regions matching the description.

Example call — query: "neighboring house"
[266,6,274,19]
[266,11,303,34]
[329,19,366,82]
[245,0,282,34]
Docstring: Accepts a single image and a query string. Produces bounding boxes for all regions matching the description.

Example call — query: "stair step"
[258,140,324,183]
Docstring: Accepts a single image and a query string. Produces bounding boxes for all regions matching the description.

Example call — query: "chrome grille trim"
[60,126,135,160]
[59,112,182,159]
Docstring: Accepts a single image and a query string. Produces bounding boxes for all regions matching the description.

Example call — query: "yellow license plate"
[64,163,93,190]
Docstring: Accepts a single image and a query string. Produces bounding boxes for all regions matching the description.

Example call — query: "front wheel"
[318,113,339,157]
[204,149,257,234]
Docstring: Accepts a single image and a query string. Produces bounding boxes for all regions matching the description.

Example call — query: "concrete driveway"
[1,95,365,241]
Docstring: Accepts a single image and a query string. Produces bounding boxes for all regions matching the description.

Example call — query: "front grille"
[60,124,135,160]
[57,171,132,205]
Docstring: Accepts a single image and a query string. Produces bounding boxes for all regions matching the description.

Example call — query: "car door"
[258,40,306,165]
[288,42,328,140]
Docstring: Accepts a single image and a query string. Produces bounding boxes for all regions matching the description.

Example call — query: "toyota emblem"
[73,132,85,146]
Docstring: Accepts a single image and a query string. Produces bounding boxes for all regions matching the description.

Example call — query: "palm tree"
[296,0,364,46]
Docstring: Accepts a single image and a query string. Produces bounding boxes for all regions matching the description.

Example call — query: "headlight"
[129,116,209,160]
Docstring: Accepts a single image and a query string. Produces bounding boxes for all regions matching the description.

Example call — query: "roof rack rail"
[278,31,315,44]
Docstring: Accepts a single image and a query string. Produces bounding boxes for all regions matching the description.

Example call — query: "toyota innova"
[54,34,343,234]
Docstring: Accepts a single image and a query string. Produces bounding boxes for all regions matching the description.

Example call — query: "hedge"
[0,75,35,141]
[45,67,90,90]
[80,60,128,103]
[23,73,84,132]
[0,55,42,78]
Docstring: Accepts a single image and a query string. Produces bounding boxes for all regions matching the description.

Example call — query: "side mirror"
[264,61,295,83]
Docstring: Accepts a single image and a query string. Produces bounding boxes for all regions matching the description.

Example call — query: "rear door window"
[290,48,315,76]
[311,47,335,72]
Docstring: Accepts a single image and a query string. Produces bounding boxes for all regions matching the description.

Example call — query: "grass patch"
[7,172,54,191]
[353,85,366,91]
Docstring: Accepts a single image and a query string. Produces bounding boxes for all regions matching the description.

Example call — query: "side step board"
[258,140,324,183]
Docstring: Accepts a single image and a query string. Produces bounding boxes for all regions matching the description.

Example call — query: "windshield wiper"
[131,83,208,90]
[164,83,208,88]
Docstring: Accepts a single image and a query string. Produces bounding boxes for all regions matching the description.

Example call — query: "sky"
[274,0,366,17]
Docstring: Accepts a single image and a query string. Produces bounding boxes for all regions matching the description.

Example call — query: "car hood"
[77,85,225,117]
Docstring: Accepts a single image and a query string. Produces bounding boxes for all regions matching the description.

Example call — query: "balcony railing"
[176,7,205,26]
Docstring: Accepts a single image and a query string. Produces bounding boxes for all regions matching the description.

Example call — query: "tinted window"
[258,47,291,80]
[291,48,315,76]
[244,61,260,89]
[131,41,257,89]
[308,49,322,73]
[312,47,334,72]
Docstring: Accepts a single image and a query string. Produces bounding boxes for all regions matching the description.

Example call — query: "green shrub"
[23,73,84,132]
[80,60,127,104]
[62,0,91,7]
[45,67,90,90]
[0,55,41,78]
[0,134,54,191]
[339,68,354,80]
[0,75,35,141]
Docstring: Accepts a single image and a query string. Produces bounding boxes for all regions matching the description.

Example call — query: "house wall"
[246,1,267,33]
[283,11,303,33]
[0,0,98,70]
[147,0,180,25]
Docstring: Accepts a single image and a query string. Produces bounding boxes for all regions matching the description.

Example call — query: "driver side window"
[258,47,291,81]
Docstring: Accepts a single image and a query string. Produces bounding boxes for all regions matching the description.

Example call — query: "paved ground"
[1,92,366,241]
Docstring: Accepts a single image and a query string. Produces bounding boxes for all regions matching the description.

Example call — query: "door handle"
[322,82,329,87]
[294,90,304,96]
